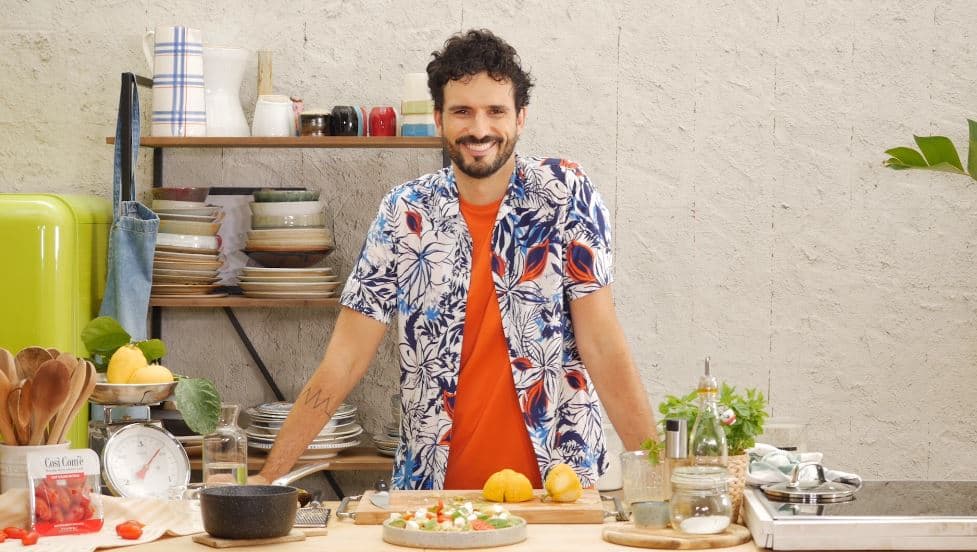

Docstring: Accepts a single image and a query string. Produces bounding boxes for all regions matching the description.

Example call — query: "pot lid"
[761,462,860,503]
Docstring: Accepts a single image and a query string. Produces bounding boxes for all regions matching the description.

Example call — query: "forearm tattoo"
[300,386,335,415]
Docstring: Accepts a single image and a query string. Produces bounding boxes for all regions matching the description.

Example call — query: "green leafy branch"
[656,383,768,455]
[883,119,977,181]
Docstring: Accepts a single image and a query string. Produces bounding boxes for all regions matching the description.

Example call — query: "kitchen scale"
[88,403,190,499]
[744,480,977,550]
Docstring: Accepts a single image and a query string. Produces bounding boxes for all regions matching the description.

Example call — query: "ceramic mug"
[369,107,397,137]
[252,95,295,137]
[330,106,358,136]
[143,26,207,137]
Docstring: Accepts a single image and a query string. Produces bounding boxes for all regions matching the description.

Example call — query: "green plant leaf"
[968,119,977,180]
[914,135,965,172]
[81,316,131,355]
[136,339,167,363]
[174,378,221,435]
[884,147,927,168]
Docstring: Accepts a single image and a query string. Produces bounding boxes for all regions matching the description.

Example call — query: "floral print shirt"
[340,155,614,490]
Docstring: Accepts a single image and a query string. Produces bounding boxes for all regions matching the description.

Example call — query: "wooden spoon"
[0,348,17,385]
[28,359,71,445]
[0,369,19,445]
[14,346,53,381]
[8,385,25,445]
[48,357,88,444]
[54,360,97,445]
[16,379,33,445]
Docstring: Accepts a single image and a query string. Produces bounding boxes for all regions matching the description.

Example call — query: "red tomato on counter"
[21,531,39,545]
[116,520,145,540]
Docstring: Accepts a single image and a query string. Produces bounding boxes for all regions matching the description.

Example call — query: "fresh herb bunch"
[81,316,222,435]
[658,384,768,455]
[883,119,976,181]
[639,437,664,465]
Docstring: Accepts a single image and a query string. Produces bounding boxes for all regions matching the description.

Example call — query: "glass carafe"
[688,358,728,467]
[202,404,247,487]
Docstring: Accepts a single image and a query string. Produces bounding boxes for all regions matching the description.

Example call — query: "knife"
[369,479,390,509]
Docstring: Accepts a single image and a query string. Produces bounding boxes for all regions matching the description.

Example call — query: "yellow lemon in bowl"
[483,468,534,503]
[106,344,148,384]
[127,363,174,384]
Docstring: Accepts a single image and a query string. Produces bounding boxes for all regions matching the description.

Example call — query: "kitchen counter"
[127,501,760,551]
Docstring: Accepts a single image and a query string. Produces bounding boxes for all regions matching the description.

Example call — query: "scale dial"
[102,423,190,499]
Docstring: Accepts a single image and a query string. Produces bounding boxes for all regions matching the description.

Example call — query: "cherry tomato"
[0,532,6,542]
[21,531,39,545]
[3,527,26,539]
[116,520,144,540]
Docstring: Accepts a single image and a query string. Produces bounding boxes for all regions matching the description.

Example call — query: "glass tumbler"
[620,450,668,529]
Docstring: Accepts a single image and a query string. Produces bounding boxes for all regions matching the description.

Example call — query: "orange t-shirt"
[443,197,542,489]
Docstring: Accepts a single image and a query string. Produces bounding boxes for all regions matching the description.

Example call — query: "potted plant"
[650,383,769,523]
[883,119,976,180]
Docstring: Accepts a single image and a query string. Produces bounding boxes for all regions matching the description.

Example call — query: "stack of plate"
[151,195,226,299]
[244,189,335,268]
[239,267,342,299]
[245,401,362,460]
[372,393,401,457]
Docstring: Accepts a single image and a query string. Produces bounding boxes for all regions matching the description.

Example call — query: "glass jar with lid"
[669,466,732,534]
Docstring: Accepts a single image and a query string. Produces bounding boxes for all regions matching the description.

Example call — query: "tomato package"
[27,449,104,536]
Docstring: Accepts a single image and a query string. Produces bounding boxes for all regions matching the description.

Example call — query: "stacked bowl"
[239,267,342,299]
[245,401,362,460]
[151,188,226,298]
[244,189,335,269]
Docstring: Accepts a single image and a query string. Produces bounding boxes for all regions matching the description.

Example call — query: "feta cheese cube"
[406,520,420,530]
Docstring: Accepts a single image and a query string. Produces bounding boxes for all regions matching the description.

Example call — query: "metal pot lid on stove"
[762,461,860,503]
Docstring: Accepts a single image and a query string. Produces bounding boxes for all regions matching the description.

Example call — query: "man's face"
[435,72,526,180]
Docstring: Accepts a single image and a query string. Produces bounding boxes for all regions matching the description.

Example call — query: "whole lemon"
[544,463,583,502]
[482,468,534,503]
[127,363,174,384]
[107,344,148,384]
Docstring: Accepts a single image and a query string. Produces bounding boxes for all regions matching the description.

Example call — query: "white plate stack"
[372,393,401,457]
[245,401,362,460]
[151,199,226,298]
[239,267,342,299]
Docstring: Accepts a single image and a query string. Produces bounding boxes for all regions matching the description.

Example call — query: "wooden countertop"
[127,502,761,551]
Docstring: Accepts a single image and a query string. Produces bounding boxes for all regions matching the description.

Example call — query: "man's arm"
[569,285,658,451]
[253,307,388,483]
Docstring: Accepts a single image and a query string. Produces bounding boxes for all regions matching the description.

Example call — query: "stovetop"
[757,480,977,519]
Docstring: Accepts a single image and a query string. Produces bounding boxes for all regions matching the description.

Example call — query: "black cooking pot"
[200,485,298,539]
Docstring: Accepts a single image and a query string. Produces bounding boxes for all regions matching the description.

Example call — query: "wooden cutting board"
[602,523,751,549]
[353,489,605,525]
[192,528,329,548]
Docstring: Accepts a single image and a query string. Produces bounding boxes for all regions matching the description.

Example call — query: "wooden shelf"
[188,446,394,472]
[150,296,340,308]
[106,136,442,149]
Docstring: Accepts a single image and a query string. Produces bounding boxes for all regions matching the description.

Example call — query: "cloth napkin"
[0,489,203,551]
[746,443,863,487]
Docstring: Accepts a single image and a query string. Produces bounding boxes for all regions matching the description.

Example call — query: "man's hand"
[247,474,270,485]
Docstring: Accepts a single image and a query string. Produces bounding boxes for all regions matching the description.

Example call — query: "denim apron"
[98,73,159,340]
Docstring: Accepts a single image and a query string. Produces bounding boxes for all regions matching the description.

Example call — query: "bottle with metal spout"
[688,357,728,467]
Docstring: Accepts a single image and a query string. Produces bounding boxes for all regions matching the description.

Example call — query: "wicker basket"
[727,453,749,524]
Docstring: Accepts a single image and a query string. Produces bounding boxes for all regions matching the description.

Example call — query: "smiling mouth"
[460,140,498,157]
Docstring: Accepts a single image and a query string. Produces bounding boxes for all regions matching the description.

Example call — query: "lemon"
[482,468,534,503]
[544,463,583,502]
[127,363,174,384]
[106,344,148,384]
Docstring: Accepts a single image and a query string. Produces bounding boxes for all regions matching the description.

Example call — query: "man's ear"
[516,107,527,135]
[434,109,443,136]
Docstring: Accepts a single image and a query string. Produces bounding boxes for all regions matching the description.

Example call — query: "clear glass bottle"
[669,466,732,534]
[688,357,728,467]
[202,404,248,487]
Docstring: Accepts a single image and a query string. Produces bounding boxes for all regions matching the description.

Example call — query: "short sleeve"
[563,167,614,301]
[340,195,398,324]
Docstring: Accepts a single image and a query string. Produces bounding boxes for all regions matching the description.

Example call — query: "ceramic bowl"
[156,232,220,251]
[244,250,331,268]
[159,220,220,236]
[151,187,210,202]
[251,213,326,229]
[250,201,323,217]
[152,199,209,210]
[253,189,321,203]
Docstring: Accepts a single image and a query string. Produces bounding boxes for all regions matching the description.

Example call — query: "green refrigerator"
[0,194,112,448]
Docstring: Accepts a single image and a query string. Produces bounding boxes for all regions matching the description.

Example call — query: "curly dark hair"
[426,29,533,111]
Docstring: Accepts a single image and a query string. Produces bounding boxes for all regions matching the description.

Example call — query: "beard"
[444,133,517,179]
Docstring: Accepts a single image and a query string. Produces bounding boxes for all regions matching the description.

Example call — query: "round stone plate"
[382,517,527,549]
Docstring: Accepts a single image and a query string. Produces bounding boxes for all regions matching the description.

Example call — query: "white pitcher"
[142,26,207,137]
[203,47,250,137]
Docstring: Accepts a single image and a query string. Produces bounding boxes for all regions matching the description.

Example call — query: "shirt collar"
[440,153,526,209]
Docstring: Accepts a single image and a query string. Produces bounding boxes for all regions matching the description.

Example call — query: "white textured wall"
[2,1,976,487]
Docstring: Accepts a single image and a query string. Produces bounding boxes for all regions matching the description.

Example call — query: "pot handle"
[271,461,332,487]
[600,494,629,522]
[335,494,362,521]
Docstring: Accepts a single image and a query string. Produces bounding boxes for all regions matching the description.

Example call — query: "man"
[254,29,657,490]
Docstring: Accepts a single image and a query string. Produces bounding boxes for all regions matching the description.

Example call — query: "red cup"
[369,106,397,137]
